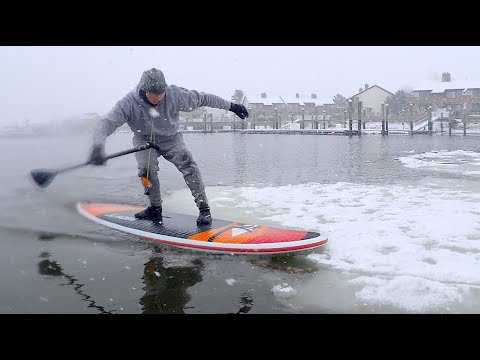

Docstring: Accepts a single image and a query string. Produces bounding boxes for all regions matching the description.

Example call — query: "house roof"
[280,95,305,105]
[348,85,394,99]
[280,94,325,106]
[245,94,284,106]
[246,93,331,107]
[410,80,480,93]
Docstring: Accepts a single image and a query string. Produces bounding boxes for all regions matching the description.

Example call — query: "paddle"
[30,142,159,189]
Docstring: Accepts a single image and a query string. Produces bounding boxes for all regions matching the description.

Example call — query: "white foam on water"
[165,150,480,313]
[397,149,480,176]
[272,283,297,299]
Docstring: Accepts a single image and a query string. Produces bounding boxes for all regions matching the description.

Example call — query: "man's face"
[146,91,166,105]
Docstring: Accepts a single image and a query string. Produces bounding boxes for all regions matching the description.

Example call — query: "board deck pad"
[77,202,328,254]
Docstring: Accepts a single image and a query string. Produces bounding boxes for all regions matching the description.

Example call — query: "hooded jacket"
[92,83,232,145]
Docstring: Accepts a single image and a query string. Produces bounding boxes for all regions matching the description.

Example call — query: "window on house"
[446,90,456,99]
[419,92,431,100]
[470,89,480,97]
[471,103,480,112]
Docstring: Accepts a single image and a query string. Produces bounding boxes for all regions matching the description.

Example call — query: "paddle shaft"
[55,143,157,175]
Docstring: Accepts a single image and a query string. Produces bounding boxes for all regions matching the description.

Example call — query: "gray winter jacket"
[92,84,232,145]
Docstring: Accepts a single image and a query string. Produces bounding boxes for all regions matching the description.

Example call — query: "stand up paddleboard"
[77,202,328,255]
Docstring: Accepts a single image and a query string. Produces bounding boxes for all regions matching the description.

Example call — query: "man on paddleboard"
[87,68,249,225]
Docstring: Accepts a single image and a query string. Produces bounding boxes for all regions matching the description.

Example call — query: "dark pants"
[133,133,208,209]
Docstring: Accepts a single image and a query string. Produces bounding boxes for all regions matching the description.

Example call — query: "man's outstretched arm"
[179,89,249,119]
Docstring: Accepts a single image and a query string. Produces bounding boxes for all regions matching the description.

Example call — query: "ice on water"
[200,149,480,313]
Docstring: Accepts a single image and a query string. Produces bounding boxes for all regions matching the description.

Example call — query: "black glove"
[88,144,107,166]
[230,103,249,119]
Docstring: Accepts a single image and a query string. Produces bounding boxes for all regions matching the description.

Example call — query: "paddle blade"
[30,169,58,188]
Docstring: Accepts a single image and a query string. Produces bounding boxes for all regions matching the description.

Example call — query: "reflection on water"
[34,231,322,314]
[37,231,114,314]
[140,256,204,314]
[38,251,115,314]
[38,233,58,241]
[234,293,253,314]
[249,254,319,274]
[36,231,207,314]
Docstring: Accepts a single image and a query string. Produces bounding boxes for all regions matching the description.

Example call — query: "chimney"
[359,87,363,93]
[442,72,451,82]
[311,93,317,99]
[365,83,369,90]
[261,92,267,98]
[296,93,300,98]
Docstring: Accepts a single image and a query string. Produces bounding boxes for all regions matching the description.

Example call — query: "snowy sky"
[1,46,480,126]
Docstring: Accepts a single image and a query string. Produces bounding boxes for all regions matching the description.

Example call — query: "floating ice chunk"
[272,283,297,299]
[226,278,236,286]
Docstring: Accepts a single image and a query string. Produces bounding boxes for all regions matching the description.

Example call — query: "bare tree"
[332,94,347,122]
[386,90,409,116]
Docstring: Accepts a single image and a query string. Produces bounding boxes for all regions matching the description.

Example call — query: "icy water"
[1,131,479,314]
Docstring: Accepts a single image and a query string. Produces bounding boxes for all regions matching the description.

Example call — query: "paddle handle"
[104,143,155,160]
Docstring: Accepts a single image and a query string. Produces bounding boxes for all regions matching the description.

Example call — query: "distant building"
[280,93,324,114]
[407,73,480,114]
[243,93,284,114]
[348,85,394,119]
[243,92,334,129]
[242,93,284,128]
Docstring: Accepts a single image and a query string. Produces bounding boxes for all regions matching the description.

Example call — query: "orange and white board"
[77,202,328,254]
